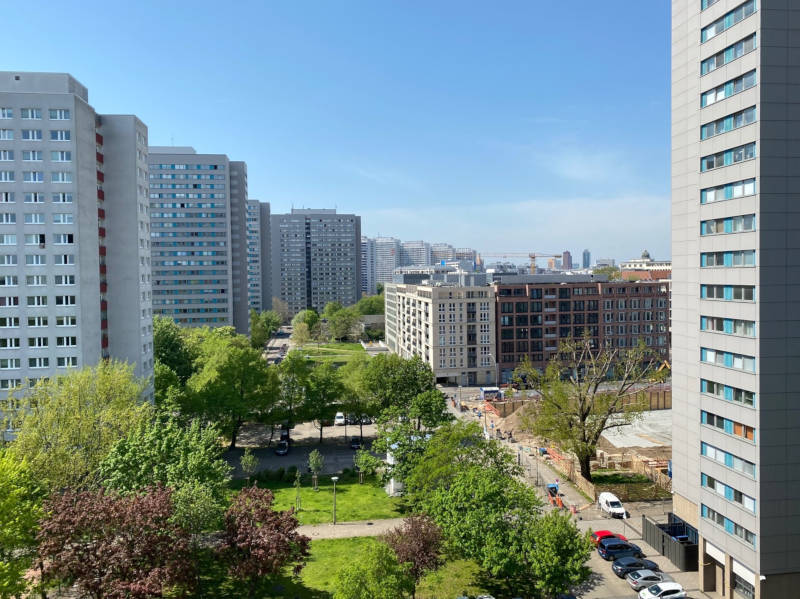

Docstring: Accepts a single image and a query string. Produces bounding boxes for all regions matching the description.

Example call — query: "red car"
[591,530,628,546]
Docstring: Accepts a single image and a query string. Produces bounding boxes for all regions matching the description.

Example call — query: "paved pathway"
[297,517,404,540]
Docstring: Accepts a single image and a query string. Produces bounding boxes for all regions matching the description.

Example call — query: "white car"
[598,491,626,518]
[334,412,346,426]
[638,581,687,598]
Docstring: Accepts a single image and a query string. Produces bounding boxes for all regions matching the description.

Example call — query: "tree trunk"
[359,420,363,438]
[313,474,318,491]
[229,417,241,450]
[579,454,593,482]
[319,423,324,444]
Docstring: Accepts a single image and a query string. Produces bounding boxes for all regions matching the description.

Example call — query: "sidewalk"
[297,517,404,540]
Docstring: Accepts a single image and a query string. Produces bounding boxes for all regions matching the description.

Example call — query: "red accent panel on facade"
[96,170,104,182]
[98,227,106,238]
[100,282,107,293]
[99,264,106,275]
[96,152,104,164]
[101,336,109,349]
[101,319,108,330]
[99,245,106,256]
[96,133,103,145]
[98,208,105,219]
[101,300,108,311]
[97,189,105,200]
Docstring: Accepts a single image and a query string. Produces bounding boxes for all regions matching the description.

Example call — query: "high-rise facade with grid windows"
[672,2,800,596]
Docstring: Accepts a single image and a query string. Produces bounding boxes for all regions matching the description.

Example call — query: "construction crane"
[481,252,564,274]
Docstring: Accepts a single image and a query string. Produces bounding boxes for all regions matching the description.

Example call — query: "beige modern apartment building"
[385,282,496,386]
[672,1,800,596]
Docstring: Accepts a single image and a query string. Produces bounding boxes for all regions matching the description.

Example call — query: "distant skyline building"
[270,208,360,315]
[0,71,153,391]
[148,147,249,334]
[430,242,455,265]
[454,247,477,264]
[594,257,615,268]
[561,250,573,270]
[400,240,431,267]
[360,235,377,296]
[582,249,591,269]
[374,236,401,283]
[245,200,270,313]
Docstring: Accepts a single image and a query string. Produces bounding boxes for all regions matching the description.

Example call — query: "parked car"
[350,436,363,450]
[598,491,627,518]
[334,412,346,426]
[591,529,629,546]
[359,414,373,425]
[279,428,291,443]
[597,538,643,561]
[274,440,289,456]
[611,556,660,578]
[638,581,687,598]
[345,414,359,425]
[627,569,674,592]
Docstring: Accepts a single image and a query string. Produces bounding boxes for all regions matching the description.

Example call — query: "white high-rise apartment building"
[0,72,153,389]
[374,236,401,283]
[360,235,377,296]
[148,147,249,334]
[672,2,800,596]
[400,240,431,267]
[431,243,456,265]
[245,199,270,313]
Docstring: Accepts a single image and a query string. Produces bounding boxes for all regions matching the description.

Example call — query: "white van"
[598,491,626,518]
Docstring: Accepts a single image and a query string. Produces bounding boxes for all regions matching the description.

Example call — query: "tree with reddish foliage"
[37,486,194,599]
[222,486,310,596]
[382,515,443,598]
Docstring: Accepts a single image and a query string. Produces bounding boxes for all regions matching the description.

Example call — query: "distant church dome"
[641,249,652,260]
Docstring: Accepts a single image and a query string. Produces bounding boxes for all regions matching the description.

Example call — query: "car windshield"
[629,571,642,579]
[609,501,622,508]
[649,585,662,594]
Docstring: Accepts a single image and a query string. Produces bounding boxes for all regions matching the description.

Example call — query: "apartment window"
[733,574,756,599]
[701,316,755,337]
[701,70,757,108]
[0,213,15,224]
[50,130,71,141]
[0,255,17,265]
[0,337,19,347]
[0,234,16,245]
[57,356,78,367]
[700,250,755,267]
[701,442,756,477]
[27,296,47,307]
[24,213,44,224]
[0,192,13,203]
[25,192,45,203]
[0,296,18,307]
[701,1,757,43]
[52,192,72,203]
[23,171,44,183]
[701,504,755,546]
[0,130,13,140]
[55,295,76,306]
[701,379,755,407]
[0,171,15,182]
[25,255,45,266]
[700,106,756,140]
[53,233,74,245]
[50,151,71,162]
[700,214,755,235]
[54,275,75,285]
[0,108,12,119]
[21,129,43,141]
[0,150,13,161]
[28,336,48,348]
[56,336,77,347]
[0,358,20,369]
[20,108,42,119]
[55,254,75,265]
[0,317,20,328]
[701,347,756,372]
[701,34,756,75]
[22,150,42,161]
[701,411,756,441]
[28,316,47,327]
[56,315,77,327]
[28,357,49,369]
[701,284,755,301]
[701,142,755,171]
[52,213,74,224]
[26,275,46,286]
[701,474,756,513]
[24,234,45,246]
[48,109,70,120]
[51,171,72,183]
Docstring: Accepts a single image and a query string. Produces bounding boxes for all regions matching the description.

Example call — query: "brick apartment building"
[494,274,669,383]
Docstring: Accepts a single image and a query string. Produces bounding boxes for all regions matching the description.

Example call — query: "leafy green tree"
[333,542,413,599]
[154,360,186,411]
[514,336,665,480]
[250,309,281,350]
[278,351,312,427]
[292,309,320,332]
[322,301,344,319]
[291,322,312,347]
[522,511,592,599]
[355,293,384,315]
[171,480,224,540]
[7,361,149,490]
[339,353,378,437]
[0,452,40,599]
[383,516,442,599]
[271,297,290,323]
[306,362,344,443]
[328,306,361,341]
[592,265,621,280]
[308,449,324,491]
[362,354,435,413]
[353,449,382,483]
[408,389,451,431]
[424,465,542,579]
[372,420,428,485]
[153,315,195,383]
[376,283,384,295]
[240,448,259,483]
[405,421,519,509]
[189,334,279,449]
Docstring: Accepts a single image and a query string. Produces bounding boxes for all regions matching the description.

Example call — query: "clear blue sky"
[6,1,671,263]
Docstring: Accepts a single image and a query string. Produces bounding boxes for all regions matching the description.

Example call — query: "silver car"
[627,569,673,592]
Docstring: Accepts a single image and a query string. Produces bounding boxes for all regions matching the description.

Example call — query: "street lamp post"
[331,476,339,525]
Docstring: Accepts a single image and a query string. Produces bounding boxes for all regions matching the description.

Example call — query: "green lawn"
[230,473,403,525]
[591,470,651,485]
[300,537,379,594]
[592,470,672,501]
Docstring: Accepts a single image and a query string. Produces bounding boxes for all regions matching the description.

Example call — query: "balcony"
[545,333,557,339]
[99,264,106,275]
[544,294,557,299]
[98,227,106,238]
[96,170,104,183]
[97,189,105,200]
[96,133,103,145]
[99,245,106,256]
[98,208,105,219]
[100,282,107,293]
[96,152,104,164]
[101,319,108,330]
[101,336,109,349]
[544,308,557,313]
[100,300,108,311]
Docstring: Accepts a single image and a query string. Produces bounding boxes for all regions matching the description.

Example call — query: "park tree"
[407,389,451,431]
[98,414,231,528]
[514,336,665,481]
[0,452,40,599]
[153,315,195,383]
[306,362,344,443]
[38,486,195,599]
[271,297,290,323]
[322,301,344,319]
[362,354,435,413]
[522,511,593,599]
[339,353,378,437]
[291,321,312,347]
[424,465,542,579]
[189,334,279,449]
[355,293,384,315]
[278,350,312,427]
[327,306,360,341]
[404,421,519,509]
[592,265,621,280]
[222,487,310,596]
[292,309,320,334]
[333,542,413,599]
[153,360,183,409]
[250,309,281,350]
[308,449,324,490]
[353,448,382,483]
[7,361,149,490]
[372,419,428,485]
[382,516,442,598]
